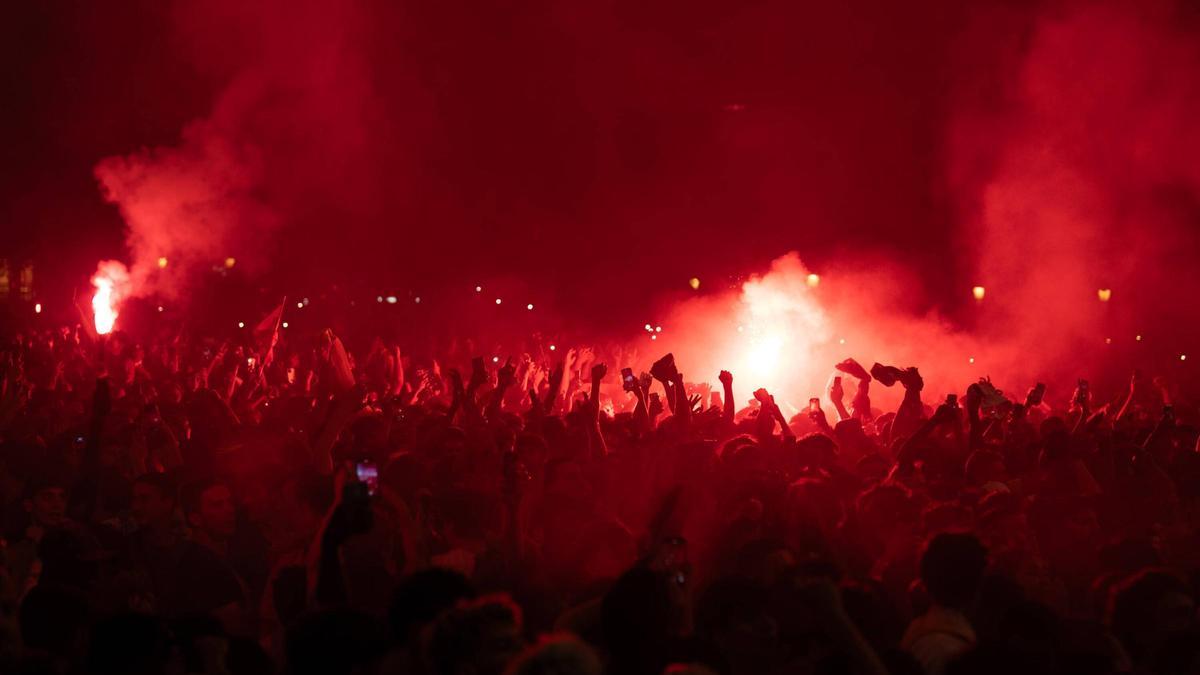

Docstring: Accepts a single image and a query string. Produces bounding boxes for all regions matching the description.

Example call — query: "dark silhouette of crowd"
[1,322,1197,675]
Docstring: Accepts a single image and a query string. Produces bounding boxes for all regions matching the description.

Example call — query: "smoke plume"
[657,1,1200,406]
[92,0,393,297]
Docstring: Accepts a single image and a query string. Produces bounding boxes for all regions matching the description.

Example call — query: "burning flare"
[91,261,130,335]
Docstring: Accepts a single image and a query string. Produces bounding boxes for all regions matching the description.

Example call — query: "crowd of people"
[0,319,1197,675]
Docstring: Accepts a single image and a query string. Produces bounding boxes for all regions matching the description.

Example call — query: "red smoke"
[92,0,406,299]
[650,1,1200,407]
[949,1,1200,383]
[85,0,1196,401]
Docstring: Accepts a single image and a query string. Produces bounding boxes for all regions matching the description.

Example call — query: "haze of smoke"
[653,252,985,413]
[93,0,382,298]
[655,1,1200,409]
[951,1,1200,384]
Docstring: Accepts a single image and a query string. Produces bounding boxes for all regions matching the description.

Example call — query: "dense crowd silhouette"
[0,322,1197,675]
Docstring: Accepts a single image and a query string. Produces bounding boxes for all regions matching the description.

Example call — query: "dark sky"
[4,0,1021,327]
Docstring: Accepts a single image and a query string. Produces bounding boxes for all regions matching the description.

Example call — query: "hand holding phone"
[354,460,378,496]
[621,367,637,392]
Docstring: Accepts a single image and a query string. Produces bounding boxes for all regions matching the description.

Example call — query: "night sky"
[4,0,1199,366]
[1,1,999,319]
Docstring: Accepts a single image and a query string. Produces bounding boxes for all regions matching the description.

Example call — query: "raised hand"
[468,357,487,391]
[718,370,733,387]
[648,392,664,419]
[650,353,678,383]
[899,367,923,391]
[1024,382,1046,407]
[932,402,959,425]
[835,358,871,382]
[870,362,902,387]
[497,358,516,388]
[638,371,654,393]
[829,376,844,404]
[591,362,608,382]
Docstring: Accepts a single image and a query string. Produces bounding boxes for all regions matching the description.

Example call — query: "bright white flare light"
[91,261,129,336]
[92,280,116,334]
[715,257,831,395]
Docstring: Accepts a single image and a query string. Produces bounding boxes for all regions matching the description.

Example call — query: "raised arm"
[873,363,924,440]
[1114,371,1139,426]
[828,375,850,422]
[836,358,873,421]
[719,370,735,425]
[544,357,567,415]
[896,403,960,468]
[485,358,516,419]
[589,363,609,457]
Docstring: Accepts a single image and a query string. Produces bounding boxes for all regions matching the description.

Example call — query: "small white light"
[238,322,245,329]
[34,303,41,314]
[526,303,534,310]
[839,338,846,345]
[645,324,652,331]
[376,296,383,303]
[282,322,288,328]
[297,302,304,309]
[737,325,744,333]
[655,326,662,333]
[1136,334,1143,341]
[475,285,482,292]
[549,345,557,351]
[157,305,164,312]
[493,356,500,363]
[1105,337,1112,344]
[495,298,502,305]
[386,296,397,304]
[807,273,821,288]
[969,357,975,364]
[650,334,657,340]
[1182,354,1188,362]
[414,296,421,304]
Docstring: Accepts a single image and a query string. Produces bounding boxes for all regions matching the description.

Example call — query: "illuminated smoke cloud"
[950,1,1200,382]
[658,253,980,412]
[656,2,1200,406]
[92,0,387,298]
